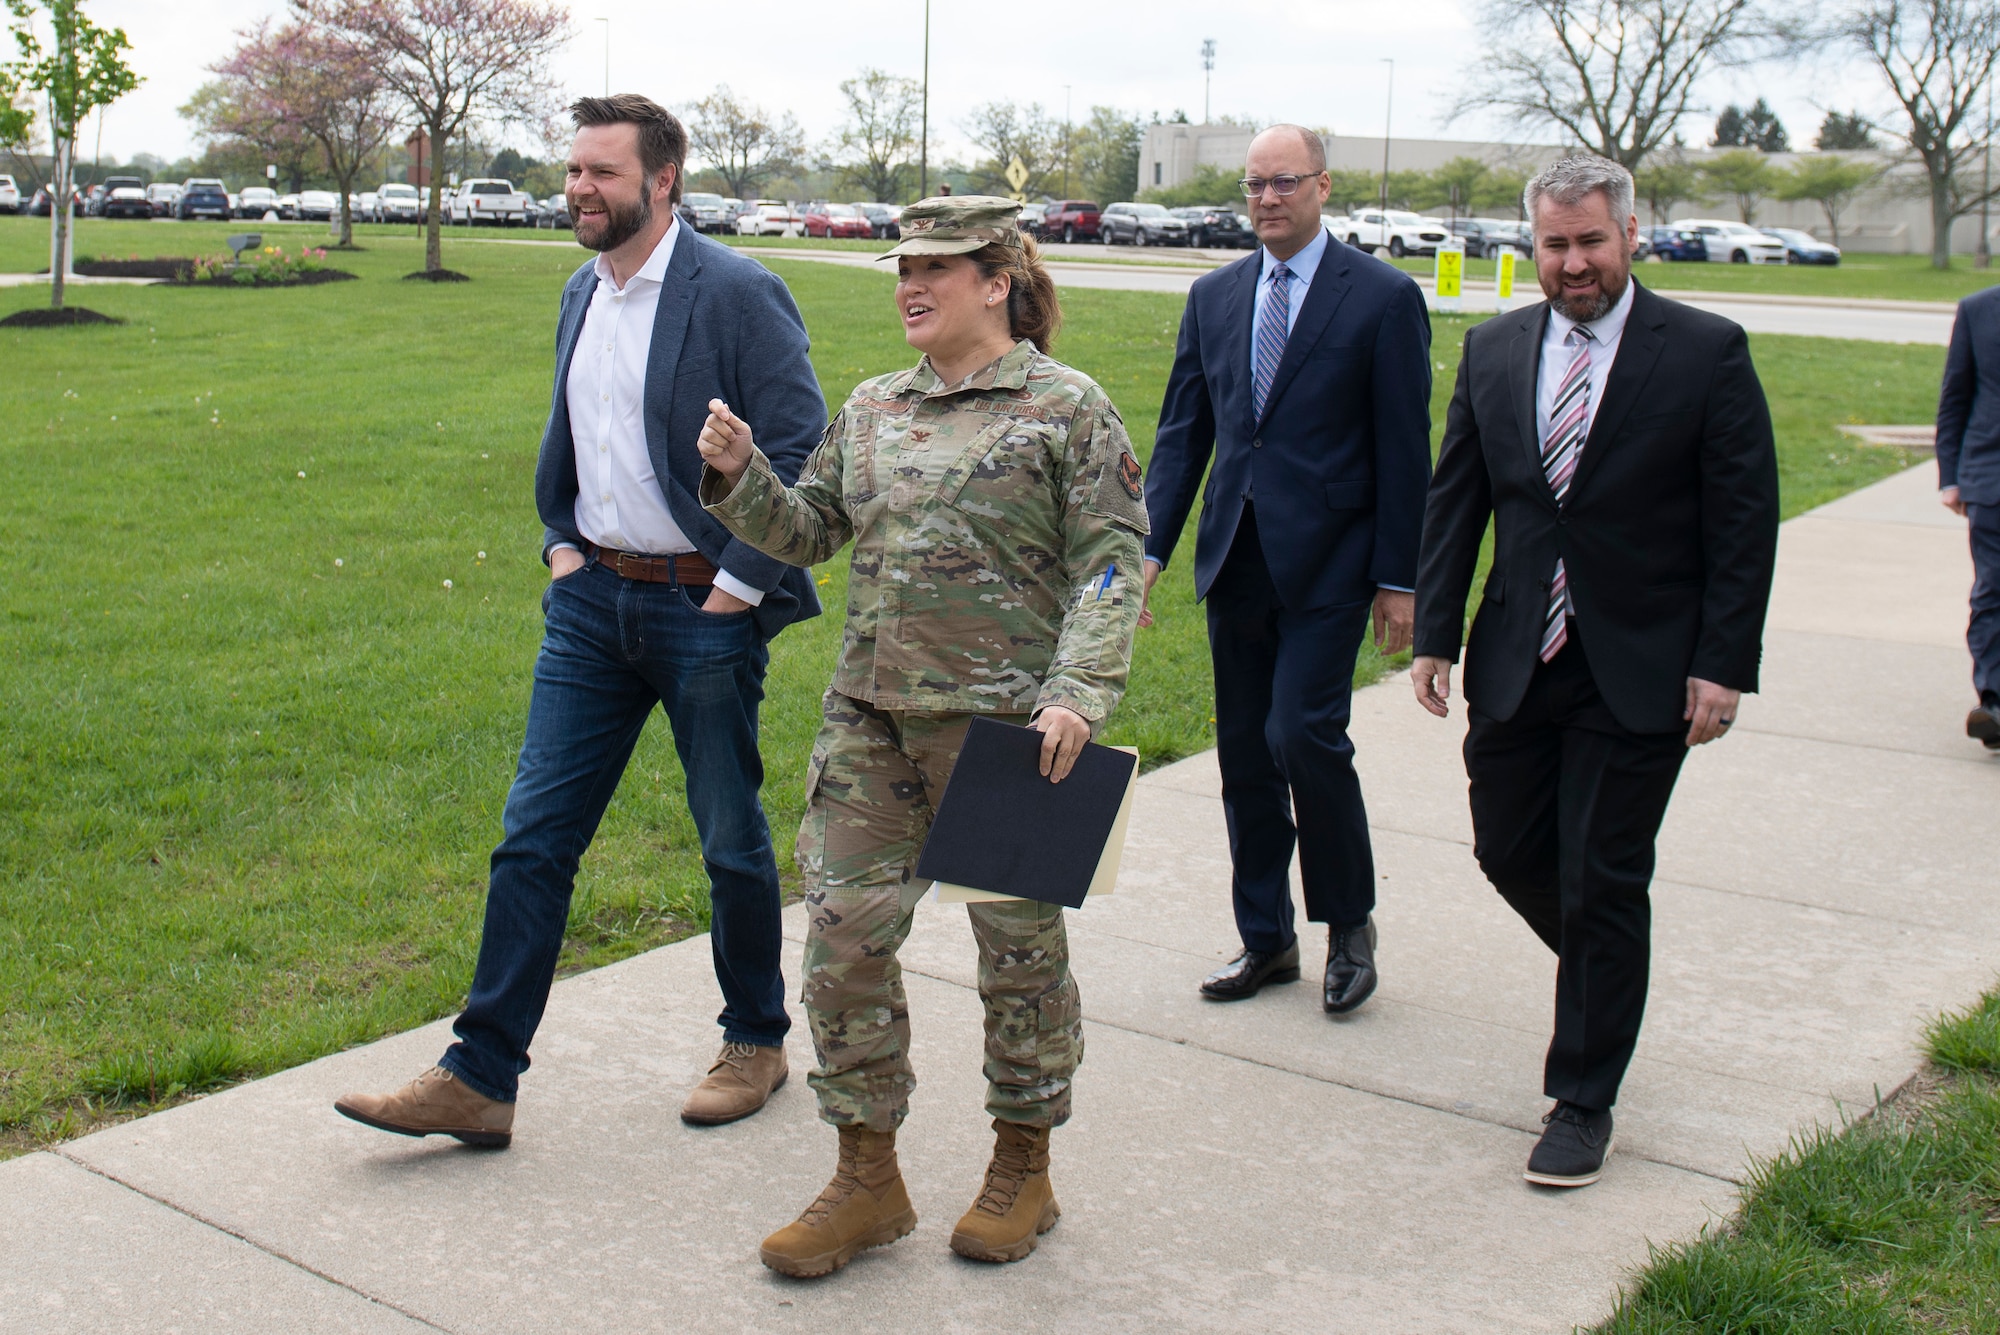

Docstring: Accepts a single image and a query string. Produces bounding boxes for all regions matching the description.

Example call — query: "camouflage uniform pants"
[796,691,1083,1132]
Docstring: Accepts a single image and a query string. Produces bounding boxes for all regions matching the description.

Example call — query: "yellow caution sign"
[1004,155,1029,203]
[1434,241,1464,313]
[1495,247,1516,307]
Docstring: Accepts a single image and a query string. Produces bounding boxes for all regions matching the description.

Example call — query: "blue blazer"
[1143,234,1434,610]
[1938,284,2000,507]
[535,229,826,640]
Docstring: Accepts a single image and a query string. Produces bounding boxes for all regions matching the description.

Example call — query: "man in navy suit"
[336,95,826,1147]
[1142,124,1433,1014]
[1937,284,2000,751]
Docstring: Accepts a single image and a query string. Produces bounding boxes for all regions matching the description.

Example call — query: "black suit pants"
[1463,638,1687,1111]
[1206,506,1376,953]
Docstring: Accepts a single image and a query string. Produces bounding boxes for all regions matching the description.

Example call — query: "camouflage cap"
[878,194,1025,261]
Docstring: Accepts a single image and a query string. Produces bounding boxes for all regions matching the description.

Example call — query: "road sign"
[1004,155,1029,202]
[1434,241,1463,314]
[1495,247,1517,310]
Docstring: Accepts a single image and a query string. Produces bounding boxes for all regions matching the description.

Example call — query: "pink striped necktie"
[1539,326,1596,663]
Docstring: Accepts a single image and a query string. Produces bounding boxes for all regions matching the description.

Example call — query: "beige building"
[1138,123,2000,255]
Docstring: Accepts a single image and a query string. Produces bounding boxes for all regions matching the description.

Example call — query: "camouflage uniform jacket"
[701,339,1149,722]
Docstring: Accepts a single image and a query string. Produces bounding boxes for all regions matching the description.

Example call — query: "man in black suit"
[1935,284,2000,751]
[1143,124,1433,1014]
[1411,154,1779,1188]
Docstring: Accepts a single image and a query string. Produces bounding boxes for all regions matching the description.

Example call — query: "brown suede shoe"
[760,1127,917,1278]
[949,1119,1059,1263]
[680,1041,789,1126]
[333,1065,513,1147]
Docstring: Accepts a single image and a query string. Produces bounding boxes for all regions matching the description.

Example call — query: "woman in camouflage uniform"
[696,196,1148,1277]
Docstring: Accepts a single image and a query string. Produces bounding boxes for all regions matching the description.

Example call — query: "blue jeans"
[440,559,790,1102]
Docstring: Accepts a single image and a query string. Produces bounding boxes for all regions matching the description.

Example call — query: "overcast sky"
[77,0,1875,169]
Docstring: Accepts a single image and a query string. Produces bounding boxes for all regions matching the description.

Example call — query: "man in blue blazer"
[1937,283,2000,751]
[337,95,825,1147]
[1142,125,1433,1013]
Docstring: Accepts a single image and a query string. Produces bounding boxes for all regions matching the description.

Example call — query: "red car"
[802,202,874,239]
[1038,200,1102,244]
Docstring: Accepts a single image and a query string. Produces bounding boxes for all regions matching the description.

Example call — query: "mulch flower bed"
[0,307,124,327]
[403,269,471,282]
[180,268,358,288]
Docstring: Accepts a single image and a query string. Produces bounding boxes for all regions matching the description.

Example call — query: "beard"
[574,191,653,253]
[1549,265,1629,323]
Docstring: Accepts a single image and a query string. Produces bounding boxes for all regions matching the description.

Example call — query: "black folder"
[915,716,1139,909]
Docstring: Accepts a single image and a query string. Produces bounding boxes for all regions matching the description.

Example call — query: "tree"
[1325,167,1382,213]
[1138,163,1243,208]
[1065,105,1143,204]
[1816,109,1878,148]
[0,0,140,312]
[180,78,319,191]
[213,11,400,247]
[683,85,805,200]
[1431,155,1493,218]
[1702,147,1778,220]
[1839,0,2000,267]
[960,100,1063,198]
[831,67,919,203]
[1712,97,1790,150]
[1775,153,1883,244]
[1452,0,1773,168]
[1634,153,1706,220]
[326,0,566,275]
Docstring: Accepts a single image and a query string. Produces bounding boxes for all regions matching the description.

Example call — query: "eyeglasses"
[1238,172,1326,198]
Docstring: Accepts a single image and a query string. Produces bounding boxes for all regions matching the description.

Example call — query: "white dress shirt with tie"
[556,218,763,606]
[1535,277,1634,442]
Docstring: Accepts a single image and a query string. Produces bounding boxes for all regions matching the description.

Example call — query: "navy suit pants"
[1968,502,2000,705]
[1205,506,1376,954]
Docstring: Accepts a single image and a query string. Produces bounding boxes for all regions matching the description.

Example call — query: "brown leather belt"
[587,543,716,586]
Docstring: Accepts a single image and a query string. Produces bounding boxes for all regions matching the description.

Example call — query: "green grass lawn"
[1597,991,2000,1332]
[0,216,1941,1150]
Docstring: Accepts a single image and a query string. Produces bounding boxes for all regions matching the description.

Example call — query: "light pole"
[1064,85,1073,198]
[1379,58,1394,212]
[919,0,931,200]
[594,17,608,96]
[1201,39,1216,125]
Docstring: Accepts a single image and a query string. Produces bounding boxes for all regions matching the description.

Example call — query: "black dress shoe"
[1968,702,2000,751]
[1199,942,1301,1000]
[1524,1102,1615,1187]
[1322,916,1378,1014]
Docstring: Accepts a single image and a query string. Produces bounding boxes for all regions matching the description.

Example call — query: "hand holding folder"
[916,717,1139,909]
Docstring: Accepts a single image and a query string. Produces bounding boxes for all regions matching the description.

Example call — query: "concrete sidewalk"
[4,463,1995,1333]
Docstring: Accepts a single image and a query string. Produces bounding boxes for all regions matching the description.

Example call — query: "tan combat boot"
[949,1119,1059,1263]
[680,1041,788,1126]
[759,1126,917,1278]
[334,1066,513,1147]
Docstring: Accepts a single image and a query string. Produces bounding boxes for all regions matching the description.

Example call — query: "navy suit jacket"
[1143,233,1434,610]
[535,228,825,640]
[1938,284,2000,507]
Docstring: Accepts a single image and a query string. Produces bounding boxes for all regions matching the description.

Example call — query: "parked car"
[1444,216,1532,258]
[371,182,422,223]
[537,194,570,229]
[736,202,802,236]
[851,201,900,239]
[1039,199,1101,243]
[236,185,278,218]
[296,189,339,221]
[177,178,230,221]
[81,183,107,215]
[447,178,533,226]
[145,182,182,216]
[1170,205,1252,249]
[1764,226,1841,265]
[802,202,873,239]
[1337,209,1452,257]
[1016,202,1047,235]
[29,184,83,216]
[679,191,733,233]
[0,174,18,214]
[94,175,150,219]
[1669,218,1787,264]
[1641,224,1705,261]
[1100,202,1189,247]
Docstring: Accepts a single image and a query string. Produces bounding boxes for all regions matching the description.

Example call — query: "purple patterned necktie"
[1252,261,1292,420]
[1539,326,1596,663]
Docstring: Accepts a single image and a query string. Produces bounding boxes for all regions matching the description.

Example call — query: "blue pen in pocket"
[1095,563,1116,601]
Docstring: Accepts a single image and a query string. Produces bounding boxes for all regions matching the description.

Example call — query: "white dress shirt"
[1535,278,1635,445]
[558,219,763,606]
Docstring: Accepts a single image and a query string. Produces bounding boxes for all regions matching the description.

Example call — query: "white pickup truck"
[447,178,534,227]
[1331,209,1453,258]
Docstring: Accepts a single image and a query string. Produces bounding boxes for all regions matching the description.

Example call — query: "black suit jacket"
[1937,284,2000,507]
[1413,282,1780,734]
[535,229,826,641]
[1144,233,1434,610]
